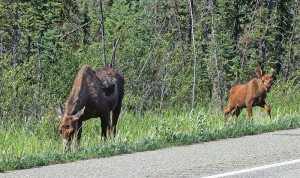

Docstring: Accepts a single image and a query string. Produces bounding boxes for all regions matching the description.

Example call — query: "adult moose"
[224,67,274,120]
[56,64,124,150]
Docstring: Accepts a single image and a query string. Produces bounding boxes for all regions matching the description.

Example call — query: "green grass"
[0,83,300,172]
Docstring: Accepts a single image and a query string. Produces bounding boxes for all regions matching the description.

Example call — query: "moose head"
[56,106,85,151]
[255,67,273,93]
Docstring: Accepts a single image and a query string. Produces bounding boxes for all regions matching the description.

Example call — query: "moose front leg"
[75,121,83,149]
[234,108,241,118]
[246,105,253,120]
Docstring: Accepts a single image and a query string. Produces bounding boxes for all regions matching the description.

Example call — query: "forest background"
[1,0,299,120]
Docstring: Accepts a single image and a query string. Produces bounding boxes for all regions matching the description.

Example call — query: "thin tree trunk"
[211,8,224,109]
[99,0,107,66]
[159,58,169,113]
[155,0,161,32]
[232,0,240,42]
[110,36,120,68]
[259,41,266,71]
[188,0,194,44]
[12,5,19,68]
[188,0,197,113]
[35,36,42,121]
[174,0,187,69]
[11,0,19,122]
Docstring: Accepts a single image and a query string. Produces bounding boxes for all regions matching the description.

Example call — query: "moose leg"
[260,103,271,118]
[111,100,122,137]
[264,103,271,118]
[234,108,241,118]
[246,106,253,120]
[76,121,83,148]
[100,112,110,140]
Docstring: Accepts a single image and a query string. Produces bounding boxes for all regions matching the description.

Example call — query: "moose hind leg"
[100,112,110,140]
[260,103,271,118]
[111,100,122,136]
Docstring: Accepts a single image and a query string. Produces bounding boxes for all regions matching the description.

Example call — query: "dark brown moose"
[224,67,273,120]
[56,64,124,150]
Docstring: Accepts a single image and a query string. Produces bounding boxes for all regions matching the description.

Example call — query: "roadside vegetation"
[1,0,300,172]
[1,81,299,171]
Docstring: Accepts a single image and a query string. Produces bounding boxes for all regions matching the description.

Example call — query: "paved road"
[2,128,300,177]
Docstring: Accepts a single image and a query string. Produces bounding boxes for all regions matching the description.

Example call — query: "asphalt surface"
[2,128,300,178]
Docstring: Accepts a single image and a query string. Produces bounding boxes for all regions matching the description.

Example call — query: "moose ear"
[72,107,85,121]
[255,67,263,78]
[56,105,63,118]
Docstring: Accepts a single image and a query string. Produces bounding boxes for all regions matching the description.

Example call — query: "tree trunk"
[210,4,224,109]
[99,0,107,66]
[174,0,187,70]
[232,0,240,42]
[259,41,266,71]
[188,0,194,44]
[12,4,19,68]
[35,36,42,121]
[110,36,120,68]
[188,0,197,112]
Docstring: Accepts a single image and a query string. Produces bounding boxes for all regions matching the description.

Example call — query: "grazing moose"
[56,64,124,150]
[224,67,274,120]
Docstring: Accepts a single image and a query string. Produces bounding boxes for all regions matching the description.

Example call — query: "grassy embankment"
[0,82,299,172]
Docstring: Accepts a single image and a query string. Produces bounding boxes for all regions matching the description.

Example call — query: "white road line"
[203,159,300,178]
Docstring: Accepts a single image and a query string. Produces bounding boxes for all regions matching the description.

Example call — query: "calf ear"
[72,107,85,121]
[255,67,263,78]
[56,105,63,118]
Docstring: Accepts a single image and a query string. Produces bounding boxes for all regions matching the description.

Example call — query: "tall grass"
[0,81,299,172]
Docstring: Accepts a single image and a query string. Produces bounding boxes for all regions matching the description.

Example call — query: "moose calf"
[224,67,274,119]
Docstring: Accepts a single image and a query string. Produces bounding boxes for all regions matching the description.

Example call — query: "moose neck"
[65,66,89,116]
[258,80,267,94]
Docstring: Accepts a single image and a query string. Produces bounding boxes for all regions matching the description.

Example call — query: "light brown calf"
[224,67,274,119]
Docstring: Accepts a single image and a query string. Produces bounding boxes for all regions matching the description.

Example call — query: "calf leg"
[111,100,122,137]
[234,108,241,118]
[246,106,253,120]
[260,103,271,118]
[264,103,271,118]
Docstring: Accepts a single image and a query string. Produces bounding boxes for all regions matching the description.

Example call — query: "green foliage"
[1,0,300,117]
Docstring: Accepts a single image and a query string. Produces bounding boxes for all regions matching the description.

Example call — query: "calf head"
[255,67,274,92]
[56,106,85,151]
